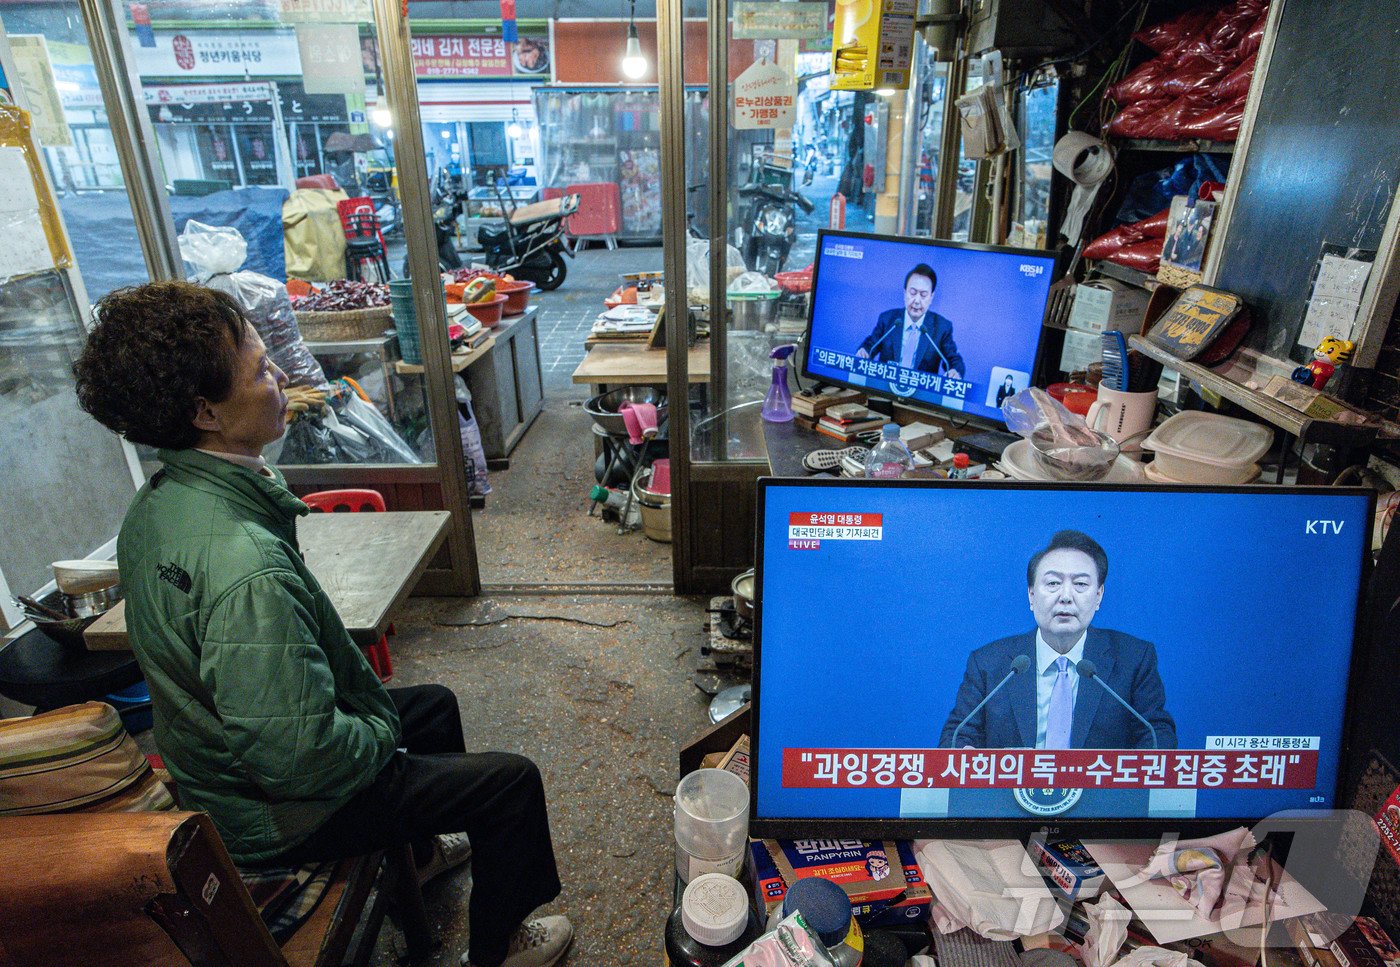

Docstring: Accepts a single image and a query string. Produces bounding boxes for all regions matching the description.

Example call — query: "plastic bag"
[1106,98,1171,138]
[1159,54,1234,98]
[1108,56,1173,104]
[179,220,247,274]
[686,235,745,302]
[1112,154,1230,224]
[1238,12,1268,57]
[180,221,328,389]
[1082,207,1169,260]
[335,386,421,464]
[729,271,777,293]
[1138,96,1212,140]
[455,382,491,496]
[1178,97,1247,141]
[1002,387,1118,479]
[1212,54,1256,102]
[1133,8,1213,52]
[718,912,835,967]
[1108,238,1166,273]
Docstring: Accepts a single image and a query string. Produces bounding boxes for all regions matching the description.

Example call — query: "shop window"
[1014,76,1059,249]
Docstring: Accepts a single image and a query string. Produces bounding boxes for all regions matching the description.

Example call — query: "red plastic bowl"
[1046,381,1097,417]
[464,293,509,328]
[497,279,534,316]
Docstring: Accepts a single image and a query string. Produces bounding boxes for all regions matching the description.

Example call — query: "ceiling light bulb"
[875,87,897,96]
[621,25,647,79]
[507,121,524,139]
[372,106,393,127]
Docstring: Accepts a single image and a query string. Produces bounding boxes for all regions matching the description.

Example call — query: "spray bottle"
[762,344,797,423]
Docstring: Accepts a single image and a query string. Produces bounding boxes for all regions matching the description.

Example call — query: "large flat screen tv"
[751,478,1374,839]
[800,230,1057,426]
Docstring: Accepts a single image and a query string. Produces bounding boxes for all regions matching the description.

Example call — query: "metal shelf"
[1092,260,1158,289]
[1117,138,1236,154]
[1128,335,1380,447]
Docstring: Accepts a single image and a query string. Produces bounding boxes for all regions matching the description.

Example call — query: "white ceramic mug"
[1087,387,1157,445]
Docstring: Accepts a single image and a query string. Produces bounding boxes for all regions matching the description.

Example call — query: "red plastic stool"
[302,488,394,681]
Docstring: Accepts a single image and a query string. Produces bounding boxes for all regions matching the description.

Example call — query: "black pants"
[273,684,562,967]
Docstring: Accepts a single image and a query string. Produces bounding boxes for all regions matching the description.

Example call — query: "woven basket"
[294,306,393,342]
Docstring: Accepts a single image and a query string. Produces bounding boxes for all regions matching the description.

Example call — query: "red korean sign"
[781,748,1319,790]
[411,35,512,78]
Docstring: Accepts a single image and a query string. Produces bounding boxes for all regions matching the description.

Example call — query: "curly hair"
[73,281,247,450]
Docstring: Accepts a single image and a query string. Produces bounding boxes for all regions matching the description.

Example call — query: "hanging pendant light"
[621,0,647,80]
[507,108,524,141]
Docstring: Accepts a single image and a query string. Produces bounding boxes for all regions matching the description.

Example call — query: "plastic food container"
[674,768,749,883]
[1046,382,1097,417]
[463,293,509,328]
[497,280,534,316]
[1143,412,1273,484]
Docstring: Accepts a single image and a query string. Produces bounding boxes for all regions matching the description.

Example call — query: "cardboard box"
[1031,838,1105,901]
[1068,279,1151,335]
[750,838,933,929]
[718,734,750,785]
[831,0,917,92]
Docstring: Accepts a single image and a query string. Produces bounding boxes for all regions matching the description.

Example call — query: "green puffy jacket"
[118,448,400,864]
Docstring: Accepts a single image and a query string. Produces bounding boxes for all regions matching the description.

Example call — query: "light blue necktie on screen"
[1045,656,1074,749]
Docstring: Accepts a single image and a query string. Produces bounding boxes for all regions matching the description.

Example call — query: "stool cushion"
[0,701,174,815]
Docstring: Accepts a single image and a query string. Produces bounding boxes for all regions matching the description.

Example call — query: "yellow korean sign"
[831,0,916,91]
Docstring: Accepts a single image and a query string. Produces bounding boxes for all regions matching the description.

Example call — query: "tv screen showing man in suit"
[855,264,965,380]
[802,231,1055,424]
[938,529,1177,751]
[752,482,1371,822]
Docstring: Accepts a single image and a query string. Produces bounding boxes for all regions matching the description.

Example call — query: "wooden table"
[83,511,451,651]
[571,342,712,390]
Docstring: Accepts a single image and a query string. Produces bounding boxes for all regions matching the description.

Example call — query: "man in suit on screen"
[939,529,1176,750]
[856,264,965,379]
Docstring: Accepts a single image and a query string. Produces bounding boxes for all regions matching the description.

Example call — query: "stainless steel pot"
[727,293,780,331]
[584,386,668,436]
[730,568,755,620]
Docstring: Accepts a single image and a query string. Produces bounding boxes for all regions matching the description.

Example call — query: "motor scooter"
[476,179,579,290]
[399,173,465,276]
[738,177,815,277]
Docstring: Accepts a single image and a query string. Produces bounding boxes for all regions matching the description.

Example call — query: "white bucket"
[674,768,749,883]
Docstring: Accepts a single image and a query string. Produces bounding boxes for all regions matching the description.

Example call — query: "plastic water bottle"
[864,424,912,478]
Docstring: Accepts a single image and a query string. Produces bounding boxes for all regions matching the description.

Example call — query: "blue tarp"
[60,186,290,299]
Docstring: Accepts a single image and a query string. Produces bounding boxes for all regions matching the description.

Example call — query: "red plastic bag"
[1139,208,1171,238]
[1179,97,1247,141]
[1108,55,1174,103]
[1161,53,1234,97]
[1207,1,1263,53]
[1106,98,1172,138]
[1212,54,1256,102]
[1238,12,1268,57]
[1108,239,1164,273]
[1134,8,1213,52]
[1137,96,1206,140]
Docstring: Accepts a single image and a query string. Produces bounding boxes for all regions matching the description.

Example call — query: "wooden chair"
[0,811,435,967]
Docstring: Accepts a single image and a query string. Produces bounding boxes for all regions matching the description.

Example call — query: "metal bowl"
[730,568,756,620]
[584,386,668,436]
[29,589,112,649]
[1030,426,1120,481]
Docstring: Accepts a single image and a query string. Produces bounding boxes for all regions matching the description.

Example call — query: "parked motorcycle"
[399,176,465,276]
[738,178,815,277]
[476,181,579,291]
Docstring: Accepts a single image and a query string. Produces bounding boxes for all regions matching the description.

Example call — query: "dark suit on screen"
[858,308,965,376]
[938,628,1176,750]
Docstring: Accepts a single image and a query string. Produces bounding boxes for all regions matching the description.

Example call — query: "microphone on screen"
[949,654,1031,749]
[1076,658,1158,750]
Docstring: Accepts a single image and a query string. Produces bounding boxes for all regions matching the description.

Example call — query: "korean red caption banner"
[781,749,1319,790]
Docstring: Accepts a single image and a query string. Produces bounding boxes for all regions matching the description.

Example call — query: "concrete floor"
[365,243,705,964]
[470,244,671,588]
[369,592,713,966]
